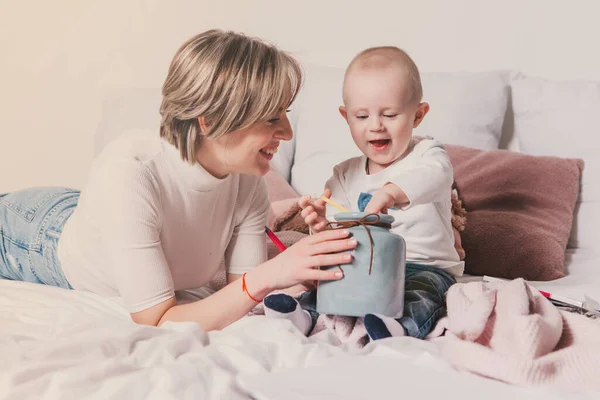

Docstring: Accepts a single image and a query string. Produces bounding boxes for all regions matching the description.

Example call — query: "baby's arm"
[364,183,408,214]
[298,165,352,233]
[323,166,352,220]
[365,140,453,213]
[298,189,331,233]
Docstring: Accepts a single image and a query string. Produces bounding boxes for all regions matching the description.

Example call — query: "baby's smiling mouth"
[368,139,390,151]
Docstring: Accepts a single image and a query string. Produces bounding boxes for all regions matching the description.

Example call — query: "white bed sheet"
[456,248,600,303]
[1,249,599,399]
[532,248,600,301]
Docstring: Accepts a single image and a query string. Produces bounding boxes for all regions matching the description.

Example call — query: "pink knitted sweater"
[437,279,600,392]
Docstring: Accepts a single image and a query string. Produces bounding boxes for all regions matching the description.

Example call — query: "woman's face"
[197,110,293,178]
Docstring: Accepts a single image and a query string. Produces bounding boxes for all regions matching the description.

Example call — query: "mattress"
[456,248,600,303]
[532,248,600,301]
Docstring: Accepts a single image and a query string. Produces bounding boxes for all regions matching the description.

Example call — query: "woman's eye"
[268,109,290,123]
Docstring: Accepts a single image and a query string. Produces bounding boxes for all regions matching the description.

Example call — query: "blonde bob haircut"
[160,29,303,162]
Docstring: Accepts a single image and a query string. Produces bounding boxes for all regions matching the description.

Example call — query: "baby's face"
[341,66,421,171]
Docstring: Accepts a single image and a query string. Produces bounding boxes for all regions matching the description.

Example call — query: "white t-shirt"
[58,131,269,313]
[325,138,464,277]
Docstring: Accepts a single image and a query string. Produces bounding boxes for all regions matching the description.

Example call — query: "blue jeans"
[0,187,79,289]
[298,263,456,339]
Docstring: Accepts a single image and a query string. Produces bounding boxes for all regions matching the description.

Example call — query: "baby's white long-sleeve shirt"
[325,138,464,276]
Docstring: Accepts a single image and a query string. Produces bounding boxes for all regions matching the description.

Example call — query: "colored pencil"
[320,196,350,212]
[265,226,287,252]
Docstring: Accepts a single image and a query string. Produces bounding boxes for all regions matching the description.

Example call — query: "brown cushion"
[265,170,299,201]
[265,170,300,227]
[447,144,583,281]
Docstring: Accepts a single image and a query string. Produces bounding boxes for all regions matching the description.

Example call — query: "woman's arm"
[154,267,273,330]
[130,272,270,329]
[132,228,357,330]
[129,269,266,329]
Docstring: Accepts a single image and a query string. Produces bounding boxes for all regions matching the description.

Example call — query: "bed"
[2,250,599,399]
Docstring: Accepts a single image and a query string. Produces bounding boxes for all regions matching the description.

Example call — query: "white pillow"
[512,76,600,250]
[282,64,511,197]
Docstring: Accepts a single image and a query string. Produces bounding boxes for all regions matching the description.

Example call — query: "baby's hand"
[298,188,331,233]
[364,186,396,214]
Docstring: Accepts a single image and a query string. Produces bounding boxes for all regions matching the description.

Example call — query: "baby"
[264,46,464,341]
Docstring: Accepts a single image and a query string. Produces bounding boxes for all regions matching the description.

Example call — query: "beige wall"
[3,0,600,191]
[0,0,234,191]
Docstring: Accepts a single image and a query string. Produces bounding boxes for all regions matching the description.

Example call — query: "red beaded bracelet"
[242,273,261,302]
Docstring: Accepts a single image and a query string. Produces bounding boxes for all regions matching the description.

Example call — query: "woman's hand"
[260,228,357,291]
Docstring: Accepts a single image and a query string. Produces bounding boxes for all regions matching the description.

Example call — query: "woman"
[0,29,356,330]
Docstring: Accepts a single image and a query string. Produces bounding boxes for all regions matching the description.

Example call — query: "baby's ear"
[413,102,430,128]
[339,106,348,121]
